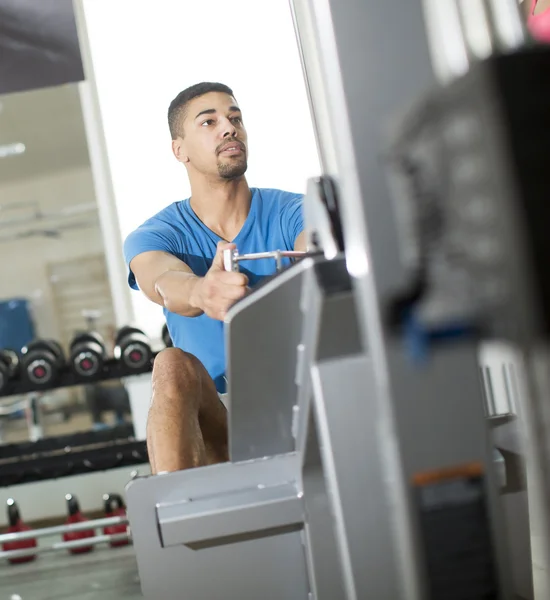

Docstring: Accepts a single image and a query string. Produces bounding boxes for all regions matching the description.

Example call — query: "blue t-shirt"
[124,188,304,392]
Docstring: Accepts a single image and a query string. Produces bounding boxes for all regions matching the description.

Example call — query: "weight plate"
[70,331,105,351]
[115,326,146,346]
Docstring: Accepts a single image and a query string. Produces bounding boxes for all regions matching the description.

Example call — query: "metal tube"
[0,515,128,544]
[456,0,495,62]
[485,0,527,51]
[422,0,470,84]
[0,532,131,561]
[26,394,43,442]
[424,0,527,86]
[235,251,308,262]
[458,0,527,56]
[224,249,309,271]
[275,250,283,272]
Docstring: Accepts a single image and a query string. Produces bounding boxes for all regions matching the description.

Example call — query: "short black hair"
[168,82,235,139]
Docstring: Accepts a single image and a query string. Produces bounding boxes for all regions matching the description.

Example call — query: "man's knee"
[151,348,205,405]
[153,347,203,374]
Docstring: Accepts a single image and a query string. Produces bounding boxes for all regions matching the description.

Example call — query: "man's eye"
[201,119,214,126]
[231,117,242,124]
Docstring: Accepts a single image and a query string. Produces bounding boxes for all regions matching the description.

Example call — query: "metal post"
[423,0,528,86]
[26,393,43,442]
[484,0,528,50]
[290,0,514,596]
[71,0,136,329]
[422,0,470,84]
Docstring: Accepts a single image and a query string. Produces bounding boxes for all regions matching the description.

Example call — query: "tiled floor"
[0,537,142,600]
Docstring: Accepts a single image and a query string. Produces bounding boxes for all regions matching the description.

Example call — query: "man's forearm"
[154,270,204,317]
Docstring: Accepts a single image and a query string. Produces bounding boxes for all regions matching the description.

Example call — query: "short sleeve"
[280,195,304,250]
[123,221,181,290]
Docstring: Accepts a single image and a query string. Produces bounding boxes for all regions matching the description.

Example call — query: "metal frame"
[290,0,522,597]
[296,255,399,599]
[126,448,309,599]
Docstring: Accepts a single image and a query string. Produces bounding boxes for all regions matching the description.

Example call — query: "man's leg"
[147,348,229,474]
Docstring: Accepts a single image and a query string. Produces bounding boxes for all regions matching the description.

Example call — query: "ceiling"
[0,83,91,185]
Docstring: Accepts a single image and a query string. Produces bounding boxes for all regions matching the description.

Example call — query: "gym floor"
[0,498,547,599]
[0,536,141,600]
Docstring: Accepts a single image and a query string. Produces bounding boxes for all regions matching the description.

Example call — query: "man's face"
[175,92,248,180]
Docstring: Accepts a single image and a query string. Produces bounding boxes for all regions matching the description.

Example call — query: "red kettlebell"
[103,493,129,547]
[2,499,38,564]
[62,494,95,554]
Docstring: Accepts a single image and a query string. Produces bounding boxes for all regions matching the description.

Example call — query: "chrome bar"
[223,248,309,273]
[0,515,128,544]
[0,532,130,561]
[236,251,307,261]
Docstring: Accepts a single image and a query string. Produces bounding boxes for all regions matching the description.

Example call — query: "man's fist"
[192,242,249,320]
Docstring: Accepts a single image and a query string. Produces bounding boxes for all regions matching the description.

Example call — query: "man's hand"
[190,242,249,320]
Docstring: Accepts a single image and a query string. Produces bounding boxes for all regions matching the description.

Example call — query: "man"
[124,82,306,474]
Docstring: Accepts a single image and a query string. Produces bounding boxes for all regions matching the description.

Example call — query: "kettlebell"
[2,499,38,564]
[20,339,65,387]
[103,493,129,547]
[114,326,152,370]
[62,494,95,554]
[69,331,106,377]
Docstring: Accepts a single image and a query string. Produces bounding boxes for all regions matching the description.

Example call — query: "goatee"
[218,159,248,180]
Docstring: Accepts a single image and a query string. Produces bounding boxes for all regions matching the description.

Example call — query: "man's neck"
[189,177,252,242]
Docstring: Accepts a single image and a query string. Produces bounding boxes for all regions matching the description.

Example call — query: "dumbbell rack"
[0,354,157,399]
[0,426,148,487]
[0,356,157,487]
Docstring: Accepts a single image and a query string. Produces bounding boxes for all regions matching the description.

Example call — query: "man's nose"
[221,117,237,138]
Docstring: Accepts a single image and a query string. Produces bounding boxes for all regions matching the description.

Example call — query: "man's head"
[168,82,248,181]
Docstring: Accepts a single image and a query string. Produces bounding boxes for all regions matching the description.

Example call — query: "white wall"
[0,166,105,342]
[0,463,150,526]
[81,0,321,339]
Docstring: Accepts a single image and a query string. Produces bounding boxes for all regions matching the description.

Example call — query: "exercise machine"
[126,0,549,598]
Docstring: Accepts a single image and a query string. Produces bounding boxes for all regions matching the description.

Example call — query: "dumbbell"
[20,340,65,387]
[223,248,307,273]
[161,323,173,348]
[69,331,106,377]
[114,326,152,370]
[0,349,19,393]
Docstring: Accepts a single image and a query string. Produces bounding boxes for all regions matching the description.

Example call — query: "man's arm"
[294,230,307,252]
[130,243,249,321]
[130,251,204,317]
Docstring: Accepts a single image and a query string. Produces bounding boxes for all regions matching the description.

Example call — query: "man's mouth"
[219,142,244,155]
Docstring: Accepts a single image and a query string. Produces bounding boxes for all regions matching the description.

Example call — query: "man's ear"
[172,137,189,163]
